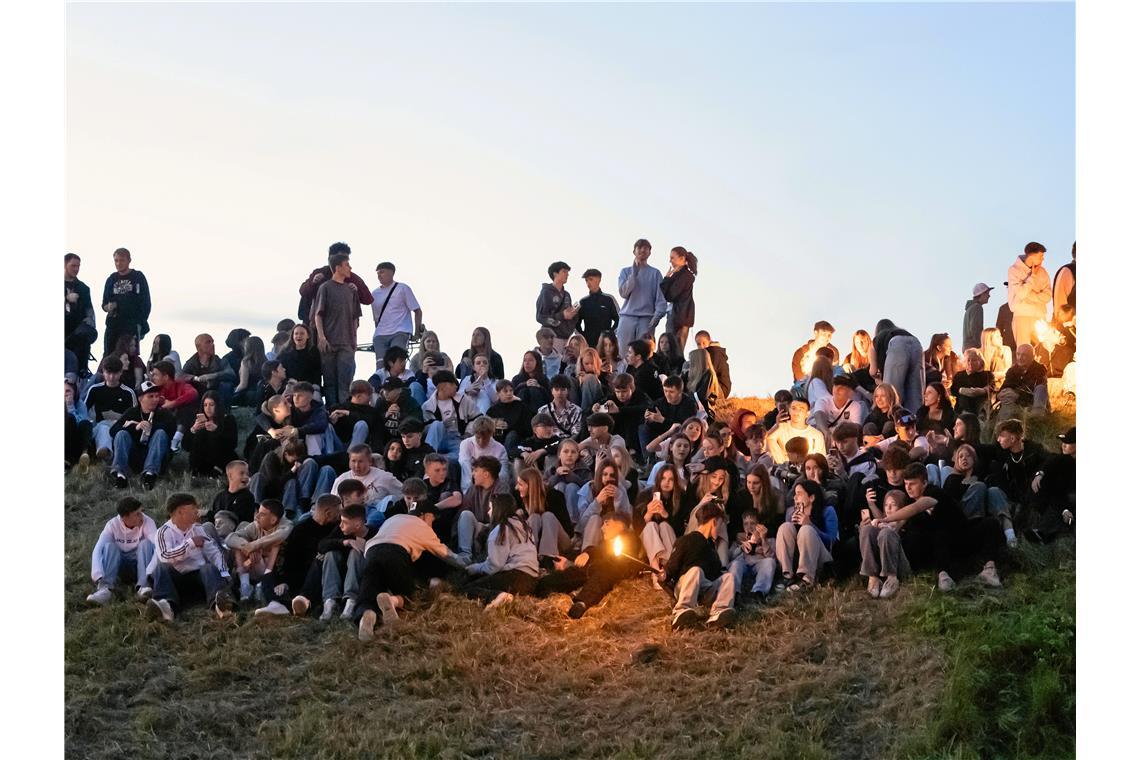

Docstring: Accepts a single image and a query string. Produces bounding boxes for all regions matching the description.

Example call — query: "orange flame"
[612,537,623,558]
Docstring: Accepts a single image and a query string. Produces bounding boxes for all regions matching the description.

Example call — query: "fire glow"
[1035,319,1063,353]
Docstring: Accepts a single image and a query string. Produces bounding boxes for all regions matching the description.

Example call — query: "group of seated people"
[78,314,1076,640]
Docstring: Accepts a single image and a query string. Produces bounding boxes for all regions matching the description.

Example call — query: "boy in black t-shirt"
[398,418,436,480]
[206,460,256,525]
[328,380,379,450]
[514,413,562,469]
[84,355,137,460]
[486,380,532,451]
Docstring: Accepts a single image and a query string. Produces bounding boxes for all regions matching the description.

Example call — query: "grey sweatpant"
[775,522,832,581]
[858,524,911,579]
[672,566,736,622]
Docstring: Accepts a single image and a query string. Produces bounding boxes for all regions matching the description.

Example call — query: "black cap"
[581,268,602,279]
[408,501,438,518]
[380,376,405,391]
[1058,427,1075,444]
[138,381,161,396]
[892,408,917,427]
[832,375,856,389]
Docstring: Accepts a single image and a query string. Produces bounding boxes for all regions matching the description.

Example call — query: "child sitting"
[727,508,777,600]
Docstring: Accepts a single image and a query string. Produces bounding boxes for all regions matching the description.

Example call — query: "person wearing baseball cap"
[1026,426,1076,544]
[963,282,994,351]
[105,380,177,490]
[576,268,620,348]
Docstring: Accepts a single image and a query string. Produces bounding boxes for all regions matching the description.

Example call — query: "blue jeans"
[322,550,365,600]
[320,347,356,406]
[153,562,229,612]
[425,421,461,461]
[111,428,169,476]
[310,463,339,500]
[882,335,924,414]
[408,382,427,406]
[97,541,155,588]
[372,333,411,369]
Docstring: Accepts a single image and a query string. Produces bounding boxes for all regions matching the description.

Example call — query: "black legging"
[461,569,537,604]
[65,414,92,466]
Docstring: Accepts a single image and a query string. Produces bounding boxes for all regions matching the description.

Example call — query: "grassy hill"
[64,399,1075,759]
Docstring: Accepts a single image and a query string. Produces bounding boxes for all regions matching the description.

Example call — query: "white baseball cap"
[972,282,994,298]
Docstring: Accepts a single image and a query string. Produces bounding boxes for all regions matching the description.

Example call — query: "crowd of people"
[67,239,1077,639]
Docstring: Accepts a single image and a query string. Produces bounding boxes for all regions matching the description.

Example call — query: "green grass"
[64,401,1075,760]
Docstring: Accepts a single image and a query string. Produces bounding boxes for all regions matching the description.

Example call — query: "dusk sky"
[67,2,1074,395]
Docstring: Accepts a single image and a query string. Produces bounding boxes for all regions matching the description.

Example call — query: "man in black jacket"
[988,418,1048,526]
[536,261,577,352]
[625,339,663,404]
[1028,427,1076,542]
[254,495,342,616]
[641,376,700,452]
[65,253,97,377]
[576,268,620,348]
[534,512,644,619]
[595,373,650,458]
[107,381,176,490]
[695,331,732,397]
[101,247,152,356]
[289,503,378,621]
[661,501,737,630]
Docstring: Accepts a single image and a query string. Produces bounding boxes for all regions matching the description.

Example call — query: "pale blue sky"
[66,2,1074,395]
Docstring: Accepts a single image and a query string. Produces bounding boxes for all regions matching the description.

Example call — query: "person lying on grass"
[533,510,644,620]
[87,496,157,606]
[461,494,540,609]
[147,492,234,623]
[355,501,469,642]
[661,500,738,631]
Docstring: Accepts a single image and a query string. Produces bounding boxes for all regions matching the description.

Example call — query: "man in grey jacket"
[962,282,993,351]
[616,239,668,354]
[535,261,577,352]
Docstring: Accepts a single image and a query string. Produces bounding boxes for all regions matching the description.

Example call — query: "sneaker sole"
[292,598,310,616]
[377,594,400,626]
[671,610,701,631]
[707,611,737,629]
[358,611,377,642]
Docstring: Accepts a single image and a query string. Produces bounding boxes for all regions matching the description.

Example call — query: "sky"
[66,1,1075,396]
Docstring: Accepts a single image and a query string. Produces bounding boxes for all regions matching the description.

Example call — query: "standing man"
[312,252,361,406]
[576,268,620,348]
[297,242,375,324]
[791,321,839,383]
[1006,242,1051,348]
[616,239,668,354]
[1050,242,1076,370]
[65,253,97,378]
[536,261,577,353]
[370,261,423,368]
[962,282,993,351]
[694,331,732,397]
[101,247,151,356]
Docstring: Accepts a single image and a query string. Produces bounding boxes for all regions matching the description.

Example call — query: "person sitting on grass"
[661,500,738,631]
[419,453,464,541]
[252,439,323,517]
[397,418,436,479]
[577,459,633,549]
[640,375,700,456]
[355,501,469,642]
[873,408,930,461]
[107,380,176,491]
[374,377,422,449]
[890,463,1004,593]
[328,444,403,509]
[486,380,532,454]
[462,494,541,608]
[243,394,292,470]
[149,359,199,453]
[774,480,838,593]
[544,439,592,525]
[534,511,644,620]
[147,492,234,622]
[205,460,256,527]
[255,359,288,409]
[593,372,650,456]
[634,464,688,575]
[82,354,137,462]
[577,413,626,471]
[289,503,376,622]
[996,344,1050,415]
[87,496,157,606]
[940,444,1018,548]
[457,455,511,562]
[458,416,509,493]
[987,418,1049,525]
[515,467,574,567]
[728,508,778,602]
[766,398,826,464]
[289,381,331,455]
[859,489,911,600]
[224,498,294,602]
[327,380,378,450]
[538,373,583,441]
[513,413,563,472]
[185,390,239,477]
[950,348,994,419]
[253,495,342,618]
[1027,426,1076,543]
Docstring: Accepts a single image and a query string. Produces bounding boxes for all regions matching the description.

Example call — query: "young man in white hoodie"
[87,496,157,605]
[148,492,234,622]
[1007,242,1051,348]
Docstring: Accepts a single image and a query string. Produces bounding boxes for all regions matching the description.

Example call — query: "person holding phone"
[774,480,839,592]
[536,261,578,353]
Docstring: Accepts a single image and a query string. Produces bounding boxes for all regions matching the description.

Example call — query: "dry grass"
[64,399,1075,760]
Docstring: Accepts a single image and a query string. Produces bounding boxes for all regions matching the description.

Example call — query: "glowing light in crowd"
[1035,319,1063,353]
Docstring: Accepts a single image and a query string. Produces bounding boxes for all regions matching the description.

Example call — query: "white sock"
[1004,528,1016,543]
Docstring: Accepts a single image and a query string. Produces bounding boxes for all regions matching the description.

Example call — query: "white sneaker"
[1004,528,1018,548]
[867,577,882,599]
[147,598,175,623]
[291,596,311,617]
[937,572,956,593]
[136,586,153,601]
[254,601,290,617]
[377,592,400,626]
[358,609,377,642]
[170,433,183,453]
[340,598,357,620]
[87,586,113,606]
[319,599,338,622]
[978,565,1003,588]
[880,576,900,599]
[486,592,514,610]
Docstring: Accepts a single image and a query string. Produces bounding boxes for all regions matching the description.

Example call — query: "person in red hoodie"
[150,360,199,452]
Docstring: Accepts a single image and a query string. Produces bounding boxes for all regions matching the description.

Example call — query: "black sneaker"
[113,473,129,489]
[568,601,587,620]
[671,608,701,631]
[141,472,157,491]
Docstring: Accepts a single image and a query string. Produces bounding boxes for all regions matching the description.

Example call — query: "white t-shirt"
[371,282,421,336]
[812,394,866,428]
[332,467,403,506]
[766,422,827,464]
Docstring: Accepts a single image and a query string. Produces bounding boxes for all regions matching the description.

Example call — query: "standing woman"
[685,347,722,409]
[870,319,925,416]
[660,246,698,352]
